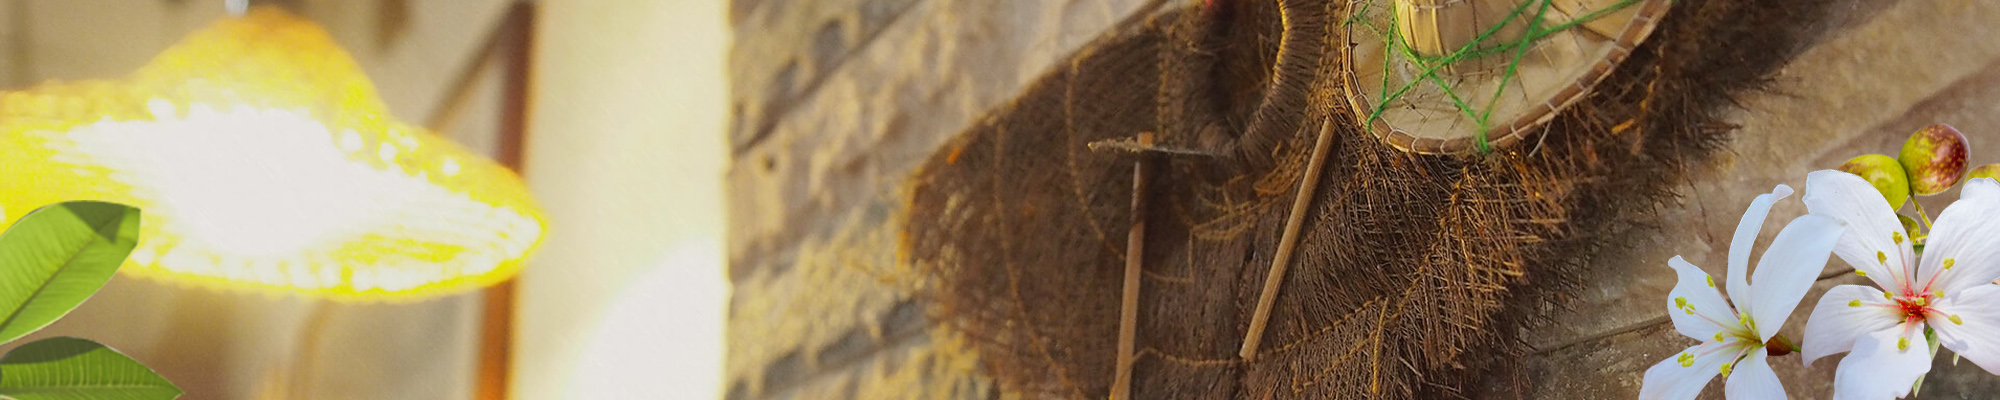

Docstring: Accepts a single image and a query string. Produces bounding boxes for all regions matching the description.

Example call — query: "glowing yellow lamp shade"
[0,9,545,301]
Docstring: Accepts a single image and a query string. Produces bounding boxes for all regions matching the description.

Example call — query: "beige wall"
[517,0,731,398]
[5,0,220,85]
[2,1,15,84]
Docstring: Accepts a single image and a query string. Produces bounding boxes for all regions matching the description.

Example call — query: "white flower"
[1641,184,1845,400]
[1801,171,2000,400]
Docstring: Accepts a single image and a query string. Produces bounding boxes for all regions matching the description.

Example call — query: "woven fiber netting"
[901,0,1833,397]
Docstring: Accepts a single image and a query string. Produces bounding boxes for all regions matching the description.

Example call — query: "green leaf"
[0,337,180,400]
[1915,328,1942,396]
[0,202,140,345]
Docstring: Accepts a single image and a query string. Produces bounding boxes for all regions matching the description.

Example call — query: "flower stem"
[1912,197,1936,230]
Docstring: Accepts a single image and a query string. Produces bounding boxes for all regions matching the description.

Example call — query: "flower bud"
[1765,334,1798,356]
[1840,154,1911,209]
[1969,163,2000,184]
[1900,214,1927,245]
[1898,124,1970,196]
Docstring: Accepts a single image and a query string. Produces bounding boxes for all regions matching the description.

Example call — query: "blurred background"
[0,0,729,398]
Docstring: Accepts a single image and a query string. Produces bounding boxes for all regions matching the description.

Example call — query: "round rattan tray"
[1342,0,1672,154]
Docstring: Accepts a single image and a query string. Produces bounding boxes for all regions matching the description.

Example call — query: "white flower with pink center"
[1801,170,2000,400]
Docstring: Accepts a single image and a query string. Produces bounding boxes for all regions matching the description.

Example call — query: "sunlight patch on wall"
[569,239,727,399]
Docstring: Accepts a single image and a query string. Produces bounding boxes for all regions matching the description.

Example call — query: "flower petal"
[1729,184,1793,307]
[1913,177,2000,296]
[1802,285,1903,367]
[1832,324,1931,400]
[1804,170,1913,291]
[1725,352,1785,400]
[1929,284,2000,375]
[1641,343,1734,400]
[1745,214,1844,340]
[1668,256,1743,340]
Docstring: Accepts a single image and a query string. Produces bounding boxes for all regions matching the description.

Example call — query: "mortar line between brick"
[757,324,931,398]
[726,0,1180,274]
[731,0,926,155]
[731,0,1181,156]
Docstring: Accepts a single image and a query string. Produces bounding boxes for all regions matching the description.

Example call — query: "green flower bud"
[1900,214,1927,246]
[1899,124,1970,196]
[1840,154,1911,210]
[1968,164,2000,184]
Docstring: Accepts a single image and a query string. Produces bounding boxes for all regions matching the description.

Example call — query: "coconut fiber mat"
[901,0,1834,397]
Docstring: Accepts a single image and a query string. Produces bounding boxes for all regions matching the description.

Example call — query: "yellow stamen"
[1952,315,1965,325]
[1886,291,1895,300]
[1895,231,1905,245]
[1856,270,1868,277]
[1720,362,1734,377]
[1898,337,1911,352]
[1849,299,1862,307]
[1714,332,1725,342]
[1916,297,1928,306]
[1678,352,1695,367]
[1935,290,1946,299]
[1878,251,1888,265]
[1706,276,1715,287]
[1945,258,1957,270]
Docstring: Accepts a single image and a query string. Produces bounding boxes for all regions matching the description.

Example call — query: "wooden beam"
[428,2,535,400]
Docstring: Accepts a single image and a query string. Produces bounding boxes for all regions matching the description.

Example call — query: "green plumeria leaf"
[0,202,140,345]
[0,337,180,399]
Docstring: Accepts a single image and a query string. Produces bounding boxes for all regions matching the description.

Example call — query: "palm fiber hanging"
[902,0,1832,397]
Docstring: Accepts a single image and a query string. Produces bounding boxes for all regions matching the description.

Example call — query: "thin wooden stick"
[1112,136,1152,400]
[1240,121,1336,362]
